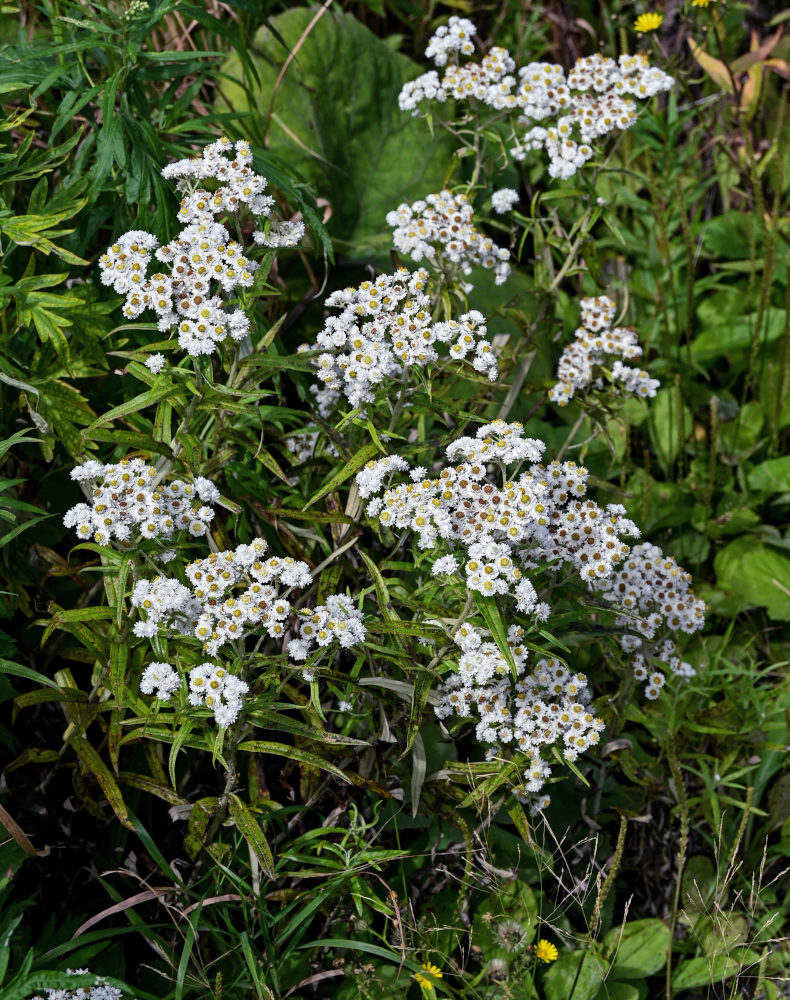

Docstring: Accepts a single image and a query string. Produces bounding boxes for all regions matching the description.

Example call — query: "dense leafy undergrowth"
[0,1,789,998]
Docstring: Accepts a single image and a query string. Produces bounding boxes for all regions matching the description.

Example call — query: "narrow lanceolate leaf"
[41,605,114,646]
[410,730,427,819]
[359,551,399,622]
[84,381,182,433]
[473,593,517,675]
[303,441,381,509]
[69,735,132,830]
[0,657,61,691]
[237,741,391,796]
[228,794,275,879]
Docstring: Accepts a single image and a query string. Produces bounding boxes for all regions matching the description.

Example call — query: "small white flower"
[145,353,166,373]
[491,188,519,213]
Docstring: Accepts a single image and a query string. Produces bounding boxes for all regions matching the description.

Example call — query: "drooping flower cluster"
[358,420,638,615]
[188,662,249,727]
[399,17,674,179]
[64,457,219,544]
[549,295,660,406]
[386,192,511,285]
[98,138,304,358]
[306,267,499,415]
[30,969,123,1000]
[288,594,367,660]
[435,622,604,799]
[595,542,706,697]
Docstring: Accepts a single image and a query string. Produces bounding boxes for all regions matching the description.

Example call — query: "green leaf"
[690,308,787,361]
[0,658,61,692]
[84,381,182,434]
[473,593,517,675]
[648,388,692,471]
[747,455,790,493]
[604,918,670,979]
[228,793,275,878]
[303,441,380,509]
[219,7,453,250]
[670,955,741,991]
[237,740,389,795]
[544,949,606,1000]
[712,535,790,620]
[69,735,132,830]
[410,730,426,818]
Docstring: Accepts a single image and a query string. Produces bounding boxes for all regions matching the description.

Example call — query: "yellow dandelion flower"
[535,939,559,964]
[634,12,664,31]
[691,0,713,6]
[414,963,443,990]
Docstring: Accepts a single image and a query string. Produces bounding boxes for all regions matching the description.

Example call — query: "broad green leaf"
[747,455,790,493]
[690,308,786,361]
[219,7,454,249]
[713,535,790,620]
[671,954,741,991]
[544,948,606,1000]
[648,387,692,471]
[604,918,670,978]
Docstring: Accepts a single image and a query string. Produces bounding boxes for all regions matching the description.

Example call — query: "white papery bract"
[595,542,706,697]
[435,623,604,795]
[30,969,124,1000]
[359,419,638,611]
[307,267,499,413]
[139,661,182,701]
[400,20,674,179]
[386,193,511,285]
[64,457,218,545]
[287,593,367,661]
[549,295,660,406]
[98,138,304,357]
[132,538,312,657]
[188,662,249,727]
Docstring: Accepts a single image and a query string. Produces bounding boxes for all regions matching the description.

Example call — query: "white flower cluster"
[435,623,604,796]
[64,457,219,544]
[425,15,476,65]
[400,19,674,179]
[595,542,706,698]
[308,267,499,414]
[134,538,313,656]
[358,420,638,615]
[386,192,511,285]
[188,662,249,727]
[287,594,367,660]
[131,576,202,639]
[550,295,660,406]
[98,138,304,357]
[140,660,181,700]
[253,219,305,248]
[491,187,519,214]
[30,969,123,1000]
